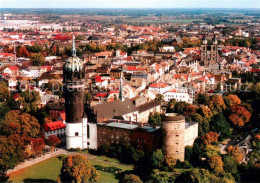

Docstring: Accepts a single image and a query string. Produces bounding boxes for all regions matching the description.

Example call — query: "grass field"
[9,155,133,183]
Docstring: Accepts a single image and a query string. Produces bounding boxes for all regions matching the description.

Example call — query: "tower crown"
[212,36,218,45]
[202,35,207,45]
[63,35,85,82]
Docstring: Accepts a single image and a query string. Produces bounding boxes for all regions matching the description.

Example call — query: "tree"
[31,137,45,157]
[58,155,100,183]
[85,92,92,104]
[30,53,45,66]
[0,110,40,138]
[191,114,209,136]
[227,146,243,163]
[174,101,188,114]
[0,136,25,176]
[18,90,40,113]
[166,98,177,113]
[151,149,164,169]
[47,135,61,152]
[201,131,219,146]
[225,94,241,107]
[204,145,220,158]
[175,168,210,183]
[209,95,226,113]
[0,81,10,102]
[223,156,238,177]
[197,93,208,104]
[198,106,213,121]
[155,94,164,102]
[207,155,224,175]
[0,103,9,119]
[165,155,177,171]
[210,113,231,139]
[148,112,161,125]
[17,46,29,57]
[184,104,198,117]
[27,44,43,53]
[229,105,251,128]
[120,174,142,183]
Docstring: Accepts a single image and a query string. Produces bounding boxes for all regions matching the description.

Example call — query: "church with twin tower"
[63,35,97,150]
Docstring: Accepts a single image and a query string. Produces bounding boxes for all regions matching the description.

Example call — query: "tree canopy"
[58,155,100,183]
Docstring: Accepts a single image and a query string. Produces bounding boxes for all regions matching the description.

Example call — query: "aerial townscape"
[0,2,260,183]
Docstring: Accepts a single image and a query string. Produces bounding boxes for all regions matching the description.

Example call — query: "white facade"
[44,128,65,139]
[87,123,98,150]
[66,117,98,150]
[20,69,42,78]
[3,68,12,75]
[163,91,193,103]
[185,122,198,146]
[66,122,85,149]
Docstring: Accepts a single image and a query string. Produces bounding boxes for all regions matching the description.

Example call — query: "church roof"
[93,98,138,122]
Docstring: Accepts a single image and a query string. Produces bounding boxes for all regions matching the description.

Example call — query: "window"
[87,125,90,139]
[75,132,79,136]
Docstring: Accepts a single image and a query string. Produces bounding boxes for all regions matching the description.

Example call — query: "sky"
[0,0,259,9]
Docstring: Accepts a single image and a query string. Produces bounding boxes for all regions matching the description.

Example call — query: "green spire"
[72,34,76,57]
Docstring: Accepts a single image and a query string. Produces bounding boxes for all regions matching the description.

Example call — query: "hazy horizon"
[0,0,259,9]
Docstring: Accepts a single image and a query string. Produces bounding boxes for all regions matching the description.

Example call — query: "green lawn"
[9,155,133,183]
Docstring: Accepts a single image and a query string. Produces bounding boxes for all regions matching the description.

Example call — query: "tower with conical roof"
[63,35,87,149]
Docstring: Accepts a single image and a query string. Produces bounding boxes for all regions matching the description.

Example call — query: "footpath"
[7,148,66,175]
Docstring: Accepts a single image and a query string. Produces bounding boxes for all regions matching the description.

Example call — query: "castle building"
[63,35,97,150]
[201,36,225,72]
[63,39,198,161]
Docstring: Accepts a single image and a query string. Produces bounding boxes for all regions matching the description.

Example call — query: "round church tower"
[162,113,185,161]
[63,35,86,149]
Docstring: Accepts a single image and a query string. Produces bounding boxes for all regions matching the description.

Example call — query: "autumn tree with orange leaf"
[209,95,226,113]
[58,155,99,183]
[207,155,224,175]
[225,94,241,106]
[47,135,61,152]
[227,146,244,163]
[201,131,219,146]
[229,105,251,128]
[184,104,198,117]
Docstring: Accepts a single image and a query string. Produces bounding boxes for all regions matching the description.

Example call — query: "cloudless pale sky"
[0,0,259,9]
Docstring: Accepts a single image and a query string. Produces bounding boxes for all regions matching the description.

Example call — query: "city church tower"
[63,35,87,149]
[201,35,220,72]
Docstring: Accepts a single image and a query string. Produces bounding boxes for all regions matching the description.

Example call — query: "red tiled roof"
[95,93,107,98]
[149,83,168,88]
[0,53,15,57]
[221,48,231,53]
[42,66,53,71]
[59,110,66,121]
[13,93,19,100]
[8,66,19,71]
[109,90,119,95]
[43,121,66,132]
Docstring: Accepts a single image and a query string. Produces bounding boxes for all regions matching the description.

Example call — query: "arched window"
[87,125,90,139]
